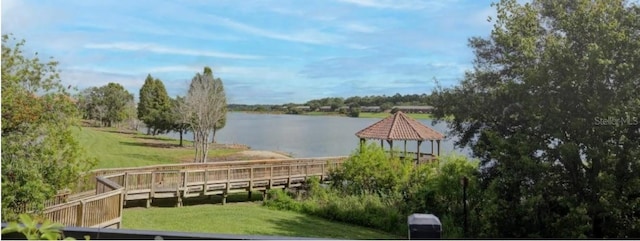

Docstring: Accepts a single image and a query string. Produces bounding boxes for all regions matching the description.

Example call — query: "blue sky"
[2,0,496,104]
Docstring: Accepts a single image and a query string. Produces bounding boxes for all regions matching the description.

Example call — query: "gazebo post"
[387,140,394,158]
[359,138,365,153]
[417,140,422,164]
[437,140,441,156]
[431,140,434,156]
[403,140,407,160]
[380,139,383,148]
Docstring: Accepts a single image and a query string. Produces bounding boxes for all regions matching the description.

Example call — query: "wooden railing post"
[182,171,188,189]
[250,167,254,189]
[123,172,129,192]
[287,165,292,187]
[76,201,85,227]
[269,166,273,188]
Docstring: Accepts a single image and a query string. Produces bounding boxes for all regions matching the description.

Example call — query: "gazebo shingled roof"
[355,111,445,162]
[355,111,444,141]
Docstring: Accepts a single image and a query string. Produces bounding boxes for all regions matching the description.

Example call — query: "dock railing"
[32,156,347,229]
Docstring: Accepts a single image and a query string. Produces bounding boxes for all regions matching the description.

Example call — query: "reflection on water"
[163,112,472,158]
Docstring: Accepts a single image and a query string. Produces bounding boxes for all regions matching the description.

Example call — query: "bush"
[264,149,483,238]
[347,107,360,117]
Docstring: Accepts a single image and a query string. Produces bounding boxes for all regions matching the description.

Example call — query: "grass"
[74,127,240,169]
[122,202,401,239]
[74,125,401,238]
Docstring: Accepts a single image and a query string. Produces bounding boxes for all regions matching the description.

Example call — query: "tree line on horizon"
[228,93,433,113]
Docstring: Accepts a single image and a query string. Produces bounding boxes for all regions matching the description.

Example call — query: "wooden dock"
[38,156,348,229]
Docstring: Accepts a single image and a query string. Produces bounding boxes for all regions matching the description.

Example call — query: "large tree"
[138,75,154,134]
[100,82,134,127]
[170,96,190,147]
[77,83,134,127]
[186,67,227,162]
[432,0,640,238]
[211,75,227,144]
[1,34,94,220]
[137,75,172,135]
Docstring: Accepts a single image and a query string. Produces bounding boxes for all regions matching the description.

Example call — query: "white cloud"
[212,66,300,81]
[84,42,263,60]
[60,69,145,93]
[207,15,341,45]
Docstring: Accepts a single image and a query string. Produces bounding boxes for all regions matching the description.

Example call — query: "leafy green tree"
[211,76,227,143]
[148,78,173,135]
[75,87,105,126]
[186,66,227,162]
[137,75,172,135]
[1,34,94,220]
[347,107,360,117]
[330,143,412,196]
[170,96,190,147]
[431,0,640,238]
[138,74,155,134]
[380,102,393,111]
[99,83,133,127]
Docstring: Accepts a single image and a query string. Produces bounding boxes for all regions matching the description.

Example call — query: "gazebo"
[355,111,445,163]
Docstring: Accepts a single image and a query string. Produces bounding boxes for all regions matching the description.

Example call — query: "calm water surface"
[164,112,472,158]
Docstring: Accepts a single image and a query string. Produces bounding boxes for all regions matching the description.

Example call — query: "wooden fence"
[38,156,347,229]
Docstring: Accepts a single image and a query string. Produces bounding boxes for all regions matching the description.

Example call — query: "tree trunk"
[211,128,217,144]
[179,129,183,147]
[194,130,200,162]
[203,132,209,163]
[146,126,151,135]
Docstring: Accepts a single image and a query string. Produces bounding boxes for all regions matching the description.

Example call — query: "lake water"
[163,112,472,158]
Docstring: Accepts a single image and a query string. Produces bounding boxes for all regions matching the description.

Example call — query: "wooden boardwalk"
[38,157,347,229]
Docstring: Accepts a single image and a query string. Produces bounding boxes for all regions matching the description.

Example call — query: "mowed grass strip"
[122,202,401,239]
[358,112,434,119]
[75,127,239,169]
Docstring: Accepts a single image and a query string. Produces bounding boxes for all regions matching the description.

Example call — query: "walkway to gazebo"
[355,111,445,163]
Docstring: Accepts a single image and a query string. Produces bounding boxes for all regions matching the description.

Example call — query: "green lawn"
[122,202,401,239]
[75,127,239,169]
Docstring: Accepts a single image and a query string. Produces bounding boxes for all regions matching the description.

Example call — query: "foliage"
[170,96,190,147]
[330,143,412,196]
[347,107,360,117]
[227,93,433,112]
[266,145,481,238]
[1,34,94,220]
[185,66,227,162]
[76,83,134,127]
[431,0,640,238]
[138,75,173,135]
[138,75,155,133]
[401,154,482,238]
[264,186,406,236]
[211,74,227,143]
[1,214,75,240]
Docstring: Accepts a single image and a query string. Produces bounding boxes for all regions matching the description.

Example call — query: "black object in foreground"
[408,214,442,239]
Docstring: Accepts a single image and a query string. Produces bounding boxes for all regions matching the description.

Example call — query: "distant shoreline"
[230,110,435,120]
